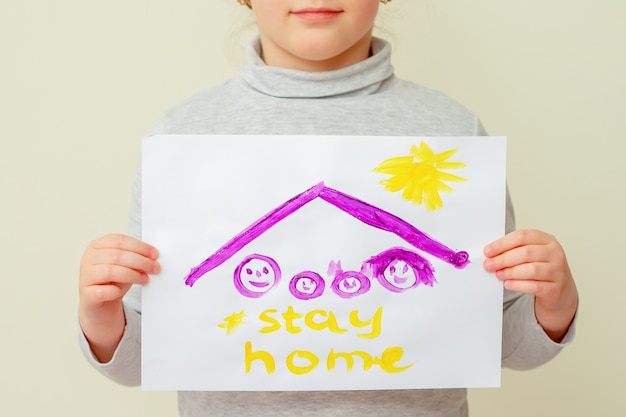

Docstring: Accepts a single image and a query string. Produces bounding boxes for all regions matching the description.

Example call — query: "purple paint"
[330,270,371,299]
[317,187,469,269]
[327,260,371,298]
[289,271,325,300]
[185,182,469,287]
[233,254,281,298]
[185,183,323,287]
[363,247,436,292]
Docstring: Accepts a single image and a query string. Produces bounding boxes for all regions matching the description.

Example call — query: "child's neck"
[260,34,374,72]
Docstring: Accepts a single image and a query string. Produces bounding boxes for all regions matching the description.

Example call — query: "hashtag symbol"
[218,310,249,335]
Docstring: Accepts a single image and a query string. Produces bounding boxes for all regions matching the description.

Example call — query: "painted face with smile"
[248,0,380,71]
[289,271,325,300]
[364,247,437,293]
[234,254,282,298]
[382,259,418,291]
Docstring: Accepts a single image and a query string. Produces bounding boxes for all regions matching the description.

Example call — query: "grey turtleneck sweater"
[79,37,574,417]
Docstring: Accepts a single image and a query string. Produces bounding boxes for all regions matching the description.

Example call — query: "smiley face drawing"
[382,259,419,290]
[289,271,325,300]
[330,271,371,298]
[233,254,281,298]
[327,260,371,299]
[364,247,436,293]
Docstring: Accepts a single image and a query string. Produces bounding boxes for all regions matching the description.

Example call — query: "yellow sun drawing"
[373,142,467,211]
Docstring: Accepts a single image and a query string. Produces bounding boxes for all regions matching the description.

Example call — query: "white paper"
[141,135,507,391]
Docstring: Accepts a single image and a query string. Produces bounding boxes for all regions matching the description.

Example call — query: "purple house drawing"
[184,182,470,299]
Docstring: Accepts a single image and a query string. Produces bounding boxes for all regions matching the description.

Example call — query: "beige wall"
[2,0,624,415]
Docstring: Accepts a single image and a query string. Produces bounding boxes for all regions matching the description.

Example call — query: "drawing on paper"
[373,142,467,211]
[289,271,325,300]
[184,182,470,298]
[234,254,282,298]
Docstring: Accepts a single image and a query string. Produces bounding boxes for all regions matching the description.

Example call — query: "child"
[78,1,578,416]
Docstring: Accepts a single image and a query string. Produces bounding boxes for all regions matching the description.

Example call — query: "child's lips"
[291,8,343,21]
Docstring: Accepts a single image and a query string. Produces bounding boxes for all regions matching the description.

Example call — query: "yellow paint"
[304,309,348,334]
[258,309,280,334]
[374,142,467,211]
[245,342,414,375]
[244,341,276,374]
[217,310,248,335]
[286,350,319,375]
[327,349,373,372]
[374,346,415,373]
[282,305,303,334]
[257,306,382,337]
[350,306,383,339]
[242,306,414,376]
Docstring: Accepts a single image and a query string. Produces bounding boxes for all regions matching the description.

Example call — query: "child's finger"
[90,248,161,276]
[502,278,545,296]
[483,229,552,257]
[80,282,132,305]
[492,261,553,282]
[483,244,548,273]
[86,264,150,287]
[91,234,159,260]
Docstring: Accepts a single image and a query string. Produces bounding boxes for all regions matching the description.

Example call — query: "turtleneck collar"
[240,36,395,99]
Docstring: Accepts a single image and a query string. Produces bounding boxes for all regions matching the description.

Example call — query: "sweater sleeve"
[78,165,144,386]
[501,288,576,370]
[78,289,142,386]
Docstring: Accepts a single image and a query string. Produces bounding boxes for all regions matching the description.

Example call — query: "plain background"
[1,0,624,415]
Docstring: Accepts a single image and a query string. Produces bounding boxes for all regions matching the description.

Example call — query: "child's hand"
[483,229,578,342]
[79,234,160,361]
